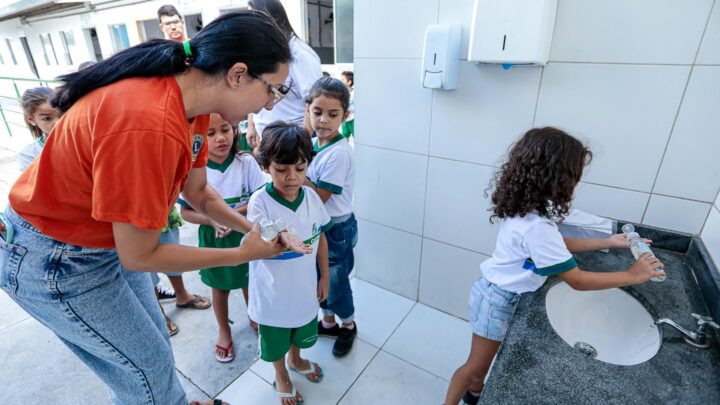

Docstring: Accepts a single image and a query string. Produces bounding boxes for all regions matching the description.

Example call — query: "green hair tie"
[182,40,193,58]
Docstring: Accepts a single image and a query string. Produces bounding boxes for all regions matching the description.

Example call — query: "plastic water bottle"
[621,224,665,282]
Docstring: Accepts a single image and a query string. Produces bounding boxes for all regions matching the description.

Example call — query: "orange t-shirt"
[9,76,210,248]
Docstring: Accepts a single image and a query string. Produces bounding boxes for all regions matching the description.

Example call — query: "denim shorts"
[469,277,520,341]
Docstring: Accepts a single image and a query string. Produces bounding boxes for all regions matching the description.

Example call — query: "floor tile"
[350,278,415,348]
[250,337,379,405]
[216,370,276,404]
[383,304,470,380]
[0,291,30,332]
[339,351,449,405]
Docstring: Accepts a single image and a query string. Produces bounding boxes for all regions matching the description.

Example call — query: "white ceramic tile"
[429,62,542,166]
[550,0,713,64]
[654,67,720,202]
[438,0,475,60]
[351,279,415,348]
[339,351,449,405]
[697,2,720,64]
[423,158,500,255]
[384,304,470,380]
[642,195,711,234]
[715,192,720,210]
[701,207,720,268]
[0,291,30,332]
[354,145,428,235]
[216,371,276,404]
[355,0,439,59]
[354,59,432,155]
[535,63,689,192]
[354,219,422,300]
[419,239,488,320]
[250,337,378,405]
[572,182,650,223]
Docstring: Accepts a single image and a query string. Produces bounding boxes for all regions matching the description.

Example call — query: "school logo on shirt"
[191,134,204,162]
[311,223,318,235]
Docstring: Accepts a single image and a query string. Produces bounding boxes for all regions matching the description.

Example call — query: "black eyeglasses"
[252,74,292,104]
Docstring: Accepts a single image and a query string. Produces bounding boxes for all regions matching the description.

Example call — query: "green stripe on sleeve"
[316,180,343,195]
[535,257,578,276]
[321,220,334,233]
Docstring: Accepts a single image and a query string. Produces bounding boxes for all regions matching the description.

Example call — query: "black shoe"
[318,320,340,338]
[156,286,176,300]
[462,390,480,405]
[332,322,357,358]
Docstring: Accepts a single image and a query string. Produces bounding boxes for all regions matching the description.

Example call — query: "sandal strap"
[292,361,319,375]
[274,384,297,398]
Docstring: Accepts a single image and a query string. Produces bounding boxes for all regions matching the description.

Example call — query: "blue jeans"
[0,207,187,405]
[319,214,358,322]
[150,228,182,286]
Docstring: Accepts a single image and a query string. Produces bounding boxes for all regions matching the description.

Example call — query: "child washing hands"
[445,127,664,405]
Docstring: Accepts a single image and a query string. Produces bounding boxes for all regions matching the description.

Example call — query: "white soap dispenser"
[421,24,462,90]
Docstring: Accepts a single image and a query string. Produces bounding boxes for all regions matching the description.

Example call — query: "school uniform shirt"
[9,76,209,248]
[18,135,45,172]
[247,184,331,328]
[253,35,322,135]
[480,212,577,294]
[306,135,355,218]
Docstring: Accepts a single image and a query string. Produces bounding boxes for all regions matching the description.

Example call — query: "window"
[109,24,130,52]
[39,33,59,65]
[137,19,164,41]
[59,30,75,65]
[6,39,17,64]
[334,0,353,63]
[306,0,335,64]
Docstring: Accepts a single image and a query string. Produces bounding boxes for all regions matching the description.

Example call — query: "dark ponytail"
[52,10,291,112]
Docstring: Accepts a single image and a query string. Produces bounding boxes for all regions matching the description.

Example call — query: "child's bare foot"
[250,319,259,333]
[274,377,303,405]
[287,357,323,382]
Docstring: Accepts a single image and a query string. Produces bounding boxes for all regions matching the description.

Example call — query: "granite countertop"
[481,243,720,404]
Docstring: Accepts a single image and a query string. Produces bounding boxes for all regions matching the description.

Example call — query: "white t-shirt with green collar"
[306,135,355,217]
[247,184,332,328]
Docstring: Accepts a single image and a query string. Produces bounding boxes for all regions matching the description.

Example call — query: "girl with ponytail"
[1,10,309,405]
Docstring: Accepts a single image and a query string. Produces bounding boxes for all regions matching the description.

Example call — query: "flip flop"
[273,382,304,405]
[288,361,323,383]
[215,341,235,363]
[176,294,212,310]
[167,321,179,337]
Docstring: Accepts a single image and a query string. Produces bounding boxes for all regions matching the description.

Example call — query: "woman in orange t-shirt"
[0,11,309,405]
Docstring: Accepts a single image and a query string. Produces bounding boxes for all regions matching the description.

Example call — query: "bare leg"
[323,315,336,324]
[273,355,302,405]
[444,334,501,405]
[155,287,177,335]
[212,289,232,359]
[241,288,258,331]
[169,275,210,307]
[287,345,322,382]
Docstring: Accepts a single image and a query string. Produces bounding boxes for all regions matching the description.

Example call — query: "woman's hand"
[607,233,652,249]
[278,231,313,255]
[317,276,329,302]
[238,224,284,261]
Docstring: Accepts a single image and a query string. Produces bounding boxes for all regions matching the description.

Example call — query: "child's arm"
[317,233,330,301]
[303,179,332,203]
[180,205,212,225]
[564,233,651,253]
[559,253,664,291]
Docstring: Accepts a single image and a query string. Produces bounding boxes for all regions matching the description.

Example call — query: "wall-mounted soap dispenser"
[468,0,558,66]
[421,24,462,90]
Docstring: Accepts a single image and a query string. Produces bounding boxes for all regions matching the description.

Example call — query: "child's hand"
[239,224,285,261]
[607,233,652,249]
[317,276,329,302]
[211,221,231,239]
[628,252,665,284]
[279,231,313,255]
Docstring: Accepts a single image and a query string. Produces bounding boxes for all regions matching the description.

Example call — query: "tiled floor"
[217,279,472,404]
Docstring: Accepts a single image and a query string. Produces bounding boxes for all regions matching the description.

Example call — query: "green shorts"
[258,317,318,362]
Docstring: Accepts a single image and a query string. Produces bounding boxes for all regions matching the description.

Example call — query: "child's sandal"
[288,361,323,383]
[273,382,304,405]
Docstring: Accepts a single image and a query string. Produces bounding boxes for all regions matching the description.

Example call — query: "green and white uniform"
[247,184,331,328]
[307,135,355,217]
[182,153,266,290]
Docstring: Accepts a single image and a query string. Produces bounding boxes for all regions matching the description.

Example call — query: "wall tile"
[355,0,438,59]
[419,239,488,320]
[572,182,650,223]
[643,195,711,234]
[423,158,500,255]
[438,0,475,60]
[697,2,720,64]
[354,145,428,235]
[354,219,422,300]
[701,207,720,268]
[429,62,541,166]
[550,0,713,64]
[354,59,432,155]
[535,63,689,192]
[654,67,720,202]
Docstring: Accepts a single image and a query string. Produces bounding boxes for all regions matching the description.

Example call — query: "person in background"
[339,71,354,140]
[158,4,186,42]
[246,0,322,149]
[18,87,61,171]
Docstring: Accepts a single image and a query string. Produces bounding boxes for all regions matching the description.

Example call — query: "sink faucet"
[655,313,719,349]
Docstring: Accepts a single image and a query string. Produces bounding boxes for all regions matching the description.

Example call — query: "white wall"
[354,0,720,318]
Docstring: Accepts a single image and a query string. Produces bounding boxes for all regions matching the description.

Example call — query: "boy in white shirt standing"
[248,122,330,405]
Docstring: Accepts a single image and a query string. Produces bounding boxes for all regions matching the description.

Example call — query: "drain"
[574,341,598,358]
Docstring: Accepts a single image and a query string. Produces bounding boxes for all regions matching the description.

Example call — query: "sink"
[545,282,661,366]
